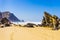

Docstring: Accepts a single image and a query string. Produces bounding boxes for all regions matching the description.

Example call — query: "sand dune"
[0,26,60,40]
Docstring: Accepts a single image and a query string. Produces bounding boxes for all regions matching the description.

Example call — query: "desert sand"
[0,25,60,40]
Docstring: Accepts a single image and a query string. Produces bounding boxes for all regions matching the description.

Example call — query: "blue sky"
[0,0,60,22]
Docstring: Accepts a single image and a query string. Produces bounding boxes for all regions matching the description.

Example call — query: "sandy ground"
[0,25,60,40]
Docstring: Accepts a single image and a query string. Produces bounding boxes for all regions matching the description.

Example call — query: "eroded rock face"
[41,12,60,30]
[0,17,11,27]
[0,11,21,27]
[1,18,9,24]
[0,11,20,22]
